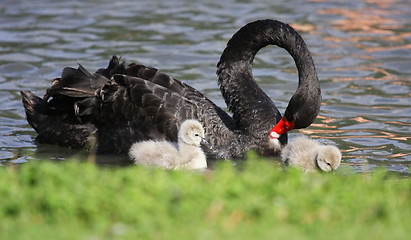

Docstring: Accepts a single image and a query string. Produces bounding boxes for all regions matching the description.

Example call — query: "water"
[0,0,410,174]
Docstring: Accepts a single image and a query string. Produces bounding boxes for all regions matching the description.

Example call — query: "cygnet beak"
[200,137,212,149]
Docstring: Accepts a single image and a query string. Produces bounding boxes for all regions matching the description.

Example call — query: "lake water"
[1,0,410,175]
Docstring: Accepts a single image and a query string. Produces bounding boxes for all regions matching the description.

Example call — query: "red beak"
[269,117,295,139]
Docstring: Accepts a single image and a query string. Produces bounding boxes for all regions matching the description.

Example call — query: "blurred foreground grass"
[1,154,410,240]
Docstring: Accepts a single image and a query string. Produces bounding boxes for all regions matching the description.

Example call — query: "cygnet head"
[316,145,342,172]
[178,119,205,147]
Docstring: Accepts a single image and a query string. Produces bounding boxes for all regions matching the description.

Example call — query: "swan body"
[129,120,207,170]
[281,136,342,172]
[21,19,321,160]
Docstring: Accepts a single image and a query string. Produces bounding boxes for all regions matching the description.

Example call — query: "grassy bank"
[1,155,410,240]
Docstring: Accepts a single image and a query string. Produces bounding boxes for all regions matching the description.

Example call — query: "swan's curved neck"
[217,19,320,135]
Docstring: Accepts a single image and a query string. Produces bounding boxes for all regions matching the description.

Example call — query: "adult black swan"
[21,19,321,160]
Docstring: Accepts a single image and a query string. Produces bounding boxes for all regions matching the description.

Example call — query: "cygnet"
[129,119,207,170]
[281,136,342,172]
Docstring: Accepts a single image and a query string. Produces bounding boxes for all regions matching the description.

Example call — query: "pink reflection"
[318,0,409,51]
[299,114,410,143]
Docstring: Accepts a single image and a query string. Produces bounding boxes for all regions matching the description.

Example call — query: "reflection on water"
[0,0,410,175]
[310,0,411,174]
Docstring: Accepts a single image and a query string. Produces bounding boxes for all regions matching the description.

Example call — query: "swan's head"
[315,145,342,172]
[178,119,205,147]
[268,80,322,138]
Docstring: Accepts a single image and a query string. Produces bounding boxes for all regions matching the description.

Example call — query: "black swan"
[21,19,321,160]
[129,119,207,170]
[281,136,341,172]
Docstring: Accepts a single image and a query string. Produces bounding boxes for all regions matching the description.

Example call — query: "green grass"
[1,153,410,240]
